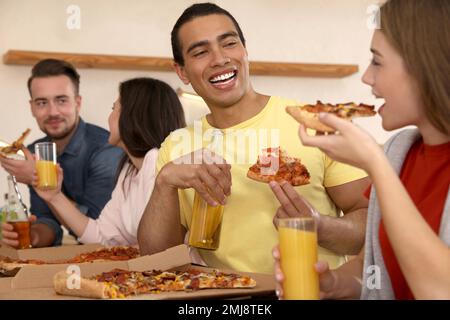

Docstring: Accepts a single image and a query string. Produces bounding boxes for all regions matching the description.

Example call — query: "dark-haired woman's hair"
[116,77,186,191]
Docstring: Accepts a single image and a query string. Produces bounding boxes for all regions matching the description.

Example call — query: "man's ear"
[174,63,190,85]
[75,95,82,113]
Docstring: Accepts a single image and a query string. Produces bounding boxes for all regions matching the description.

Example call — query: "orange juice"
[189,192,224,250]
[36,160,57,189]
[279,224,319,300]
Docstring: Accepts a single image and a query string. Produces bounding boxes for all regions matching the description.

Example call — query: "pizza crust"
[246,169,277,184]
[286,106,336,133]
[247,166,309,186]
[53,271,110,299]
[0,261,28,271]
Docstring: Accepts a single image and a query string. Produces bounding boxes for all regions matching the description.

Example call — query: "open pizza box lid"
[0,243,103,294]
[0,244,276,299]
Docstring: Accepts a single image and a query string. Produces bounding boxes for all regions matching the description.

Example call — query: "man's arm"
[30,223,56,247]
[138,150,232,255]
[138,171,185,255]
[271,177,369,255]
[0,147,35,184]
[321,177,370,254]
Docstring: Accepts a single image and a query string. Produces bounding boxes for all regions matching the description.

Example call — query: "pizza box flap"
[0,243,103,261]
[0,278,12,294]
[126,244,191,271]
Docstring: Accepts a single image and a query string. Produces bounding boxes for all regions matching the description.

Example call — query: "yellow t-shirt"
[157,96,367,274]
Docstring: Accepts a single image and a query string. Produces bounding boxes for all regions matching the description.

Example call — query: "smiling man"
[138,3,370,274]
[0,59,122,247]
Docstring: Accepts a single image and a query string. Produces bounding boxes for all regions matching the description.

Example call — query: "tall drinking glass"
[279,217,319,300]
[35,142,57,190]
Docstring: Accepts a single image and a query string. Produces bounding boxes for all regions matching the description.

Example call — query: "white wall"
[0,0,392,205]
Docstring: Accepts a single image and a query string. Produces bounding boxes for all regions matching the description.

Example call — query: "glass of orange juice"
[279,217,319,300]
[188,191,225,250]
[35,142,57,190]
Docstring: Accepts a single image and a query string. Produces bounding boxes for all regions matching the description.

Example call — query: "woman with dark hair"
[20,77,185,246]
[273,0,449,299]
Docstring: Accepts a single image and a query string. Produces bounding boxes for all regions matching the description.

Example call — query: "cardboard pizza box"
[0,244,276,300]
[0,278,12,294]
[0,271,275,300]
[0,243,103,261]
[0,243,98,294]
[6,244,191,290]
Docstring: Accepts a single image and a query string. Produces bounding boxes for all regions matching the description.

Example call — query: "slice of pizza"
[286,100,376,133]
[63,246,140,263]
[247,147,310,186]
[0,128,31,156]
[53,268,257,299]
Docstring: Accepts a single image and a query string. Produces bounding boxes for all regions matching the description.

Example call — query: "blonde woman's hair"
[380,0,450,134]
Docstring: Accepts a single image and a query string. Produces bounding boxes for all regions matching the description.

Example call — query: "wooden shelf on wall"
[3,50,358,78]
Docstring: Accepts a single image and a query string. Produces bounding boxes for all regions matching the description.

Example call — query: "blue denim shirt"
[28,118,123,246]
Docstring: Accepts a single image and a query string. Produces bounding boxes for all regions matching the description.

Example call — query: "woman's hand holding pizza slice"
[298,112,385,174]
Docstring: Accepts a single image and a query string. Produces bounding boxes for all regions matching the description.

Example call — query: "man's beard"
[43,117,78,140]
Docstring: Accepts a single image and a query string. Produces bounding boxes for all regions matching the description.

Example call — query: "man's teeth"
[210,71,235,83]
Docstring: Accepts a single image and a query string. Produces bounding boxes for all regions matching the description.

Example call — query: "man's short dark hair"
[171,2,246,66]
[27,59,80,97]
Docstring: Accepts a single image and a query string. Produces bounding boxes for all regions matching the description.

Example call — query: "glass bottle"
[0,194,8,240]
[6,175,31,249]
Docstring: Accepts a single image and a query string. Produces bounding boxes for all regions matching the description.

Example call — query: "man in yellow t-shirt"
[138,3,369,274]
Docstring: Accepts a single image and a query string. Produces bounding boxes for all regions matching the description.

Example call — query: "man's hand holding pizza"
[0,146,35,185]
[269,180,322,231]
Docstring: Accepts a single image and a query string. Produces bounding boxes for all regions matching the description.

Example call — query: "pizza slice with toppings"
[247,147,310,186]
[0,129,31,156]
[53,268,257,299]
[286,100,376,133]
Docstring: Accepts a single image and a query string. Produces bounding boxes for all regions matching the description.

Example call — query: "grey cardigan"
[361,129,450,300]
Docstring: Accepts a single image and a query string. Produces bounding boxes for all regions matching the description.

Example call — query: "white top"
[78,148,158,246]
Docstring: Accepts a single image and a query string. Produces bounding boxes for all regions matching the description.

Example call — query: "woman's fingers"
[315,260,337,296]
[272,246,285,299]
[317,113,349,131]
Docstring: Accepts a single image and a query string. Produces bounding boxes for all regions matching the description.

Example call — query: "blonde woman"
[273,0,450,300]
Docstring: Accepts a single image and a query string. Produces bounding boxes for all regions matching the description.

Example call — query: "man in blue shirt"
[0,59,122,246]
